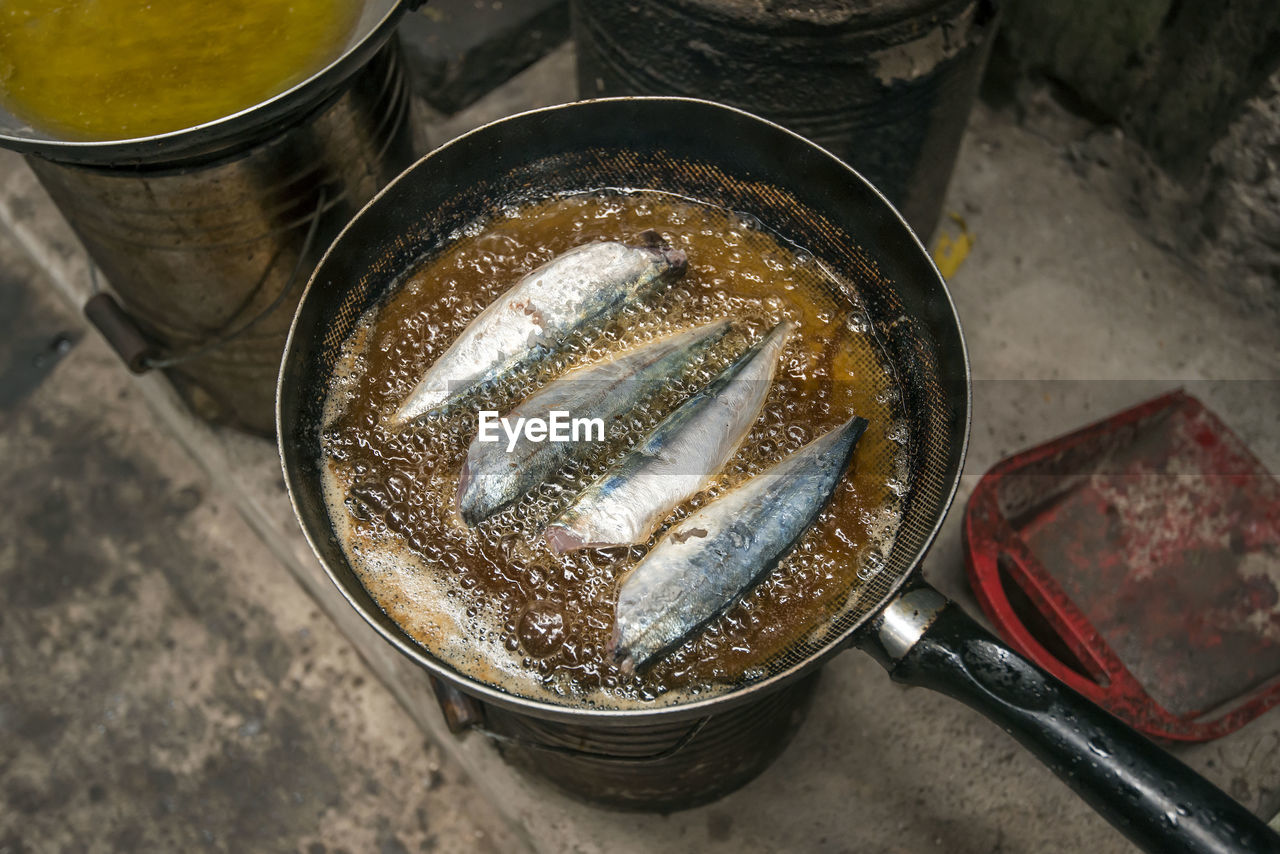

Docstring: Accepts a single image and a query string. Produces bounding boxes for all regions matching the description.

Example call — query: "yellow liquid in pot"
[0,0,361,140]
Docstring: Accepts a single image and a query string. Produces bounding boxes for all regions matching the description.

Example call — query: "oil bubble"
[517,600,567,658]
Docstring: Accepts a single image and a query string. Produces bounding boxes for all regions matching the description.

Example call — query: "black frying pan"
[277,97,1280,853]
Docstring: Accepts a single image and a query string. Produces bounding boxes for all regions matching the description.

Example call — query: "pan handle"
[857,583,1280,854]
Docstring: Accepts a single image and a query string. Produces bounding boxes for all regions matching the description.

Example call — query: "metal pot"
[278,98,1280,850]
[0,1,409,166]
[3,1,417,435]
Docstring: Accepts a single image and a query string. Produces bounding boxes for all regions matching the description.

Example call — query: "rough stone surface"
[993,0,1280,316]
[0,231,519,853]
[1000,75,1280,322]
[997,0,1280,180]
[399,0,569,115]
[1191,69,1280,316]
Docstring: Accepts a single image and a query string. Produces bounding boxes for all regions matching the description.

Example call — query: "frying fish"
[457,320,731,526]
[611,414,870,672]
[545,320,795,553]
[391,234,688,426]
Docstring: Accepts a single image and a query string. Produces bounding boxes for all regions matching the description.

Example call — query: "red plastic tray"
[964,391,1280,741]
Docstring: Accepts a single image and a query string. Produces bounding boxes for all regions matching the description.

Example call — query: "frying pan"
[277,97,1280,853]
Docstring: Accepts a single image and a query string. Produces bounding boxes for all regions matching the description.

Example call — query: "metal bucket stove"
[0,1,418,436]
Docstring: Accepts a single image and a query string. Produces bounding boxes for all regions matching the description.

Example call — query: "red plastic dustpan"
[965,391,1280,741]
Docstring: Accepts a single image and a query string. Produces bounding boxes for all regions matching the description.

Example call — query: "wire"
[85,187,330,370]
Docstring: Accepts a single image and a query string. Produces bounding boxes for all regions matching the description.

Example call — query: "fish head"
[658,244,688,278]
[607,618,637,676]
[636,229,688,278]
[456,457,500,527]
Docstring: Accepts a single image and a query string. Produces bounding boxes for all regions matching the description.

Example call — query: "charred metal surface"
[571,0,999,237]
[27,44,416,436]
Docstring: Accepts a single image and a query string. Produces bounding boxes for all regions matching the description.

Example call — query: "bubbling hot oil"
[320,191,909,708]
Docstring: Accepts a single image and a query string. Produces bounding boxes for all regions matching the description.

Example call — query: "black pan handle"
[857,584,1280,854]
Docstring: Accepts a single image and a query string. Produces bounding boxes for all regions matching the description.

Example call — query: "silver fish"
[391,235,688,426]
[457,320,731,526]
[611,415,870,672]
[545,320,795,553]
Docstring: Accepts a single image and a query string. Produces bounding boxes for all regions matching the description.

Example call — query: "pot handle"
[857,583,1280,854]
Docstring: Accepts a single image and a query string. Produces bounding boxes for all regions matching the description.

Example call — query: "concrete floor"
[2,42,1279,854]
[0,233,520,853]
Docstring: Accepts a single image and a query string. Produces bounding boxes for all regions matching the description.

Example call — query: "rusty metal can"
[572,0,998,238]
[427,671,820,810]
